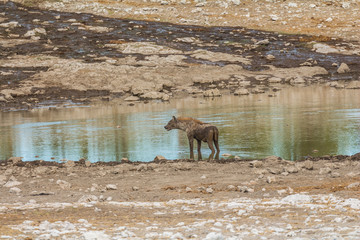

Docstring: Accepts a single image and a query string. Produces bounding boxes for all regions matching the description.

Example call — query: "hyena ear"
[172,116,177,122]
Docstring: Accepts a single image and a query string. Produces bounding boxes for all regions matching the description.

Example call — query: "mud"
[1,1,360,111]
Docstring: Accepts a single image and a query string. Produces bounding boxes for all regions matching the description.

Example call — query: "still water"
[0,87,359,162]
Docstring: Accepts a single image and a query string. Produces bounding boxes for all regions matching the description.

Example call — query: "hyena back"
[164,116,220,160]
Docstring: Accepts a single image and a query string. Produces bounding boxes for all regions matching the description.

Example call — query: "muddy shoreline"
[1,1,360,112]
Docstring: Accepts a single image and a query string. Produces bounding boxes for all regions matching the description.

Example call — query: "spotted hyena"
[164,116,220,160]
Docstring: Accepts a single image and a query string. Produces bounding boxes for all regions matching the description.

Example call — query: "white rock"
[206,187,214,194]
[266,176,276,183]
[281,194,313,204]
[337,63,350,73]
[319,167,331,174]
[270,15,279,21]
[342,198,360,209]
[83,231,110,240]
[56,180,72,189]
[313,43,339,54]
[234,88,249,95]
[124,96,140,101]
[205,232,224,240]
[4,180,22,188]
[78,195,98,203]
[9,187,22,194]
[106,184,117,190]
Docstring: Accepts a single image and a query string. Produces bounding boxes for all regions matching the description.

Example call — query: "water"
[0,87,359,162]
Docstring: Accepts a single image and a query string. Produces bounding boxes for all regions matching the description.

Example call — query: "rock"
[290,77,306,85]
[141,91,169,101]
[4,179,22,188]
[124,96,140,101]
[347,182,360,189]
[249,160,263,168]
[0,21,19,28]
[266,54,275,61]
[319,167,331,175]
[24,27,47,38]
[78,195,98,203]
[313,43,339,54]
[270,15,279,21]
[136,164,152,171]
[330,172,340,178]
[7,157,22,164]
[284,166,298,174]
[154,155,166,162]
[206,187,214,194]
[121,158,130,163]
[281,194,313,204]
[0,175,6,185]
[268,77,282,83]
[85,161,91,167]
[185,187,192,192]
[234,88,249,95]
[251,87,265,94]
[222,153,231,157]
[106,184,117,190]
[266,176,276,183]
[56,180,72,189]
[337,63,350,73]
[255,39,270,45]
[304,160,314,170]
[227,185,236,191]
[203,88,221,97]
[132,186,139,191]
[231,0,241,5]
[346,81,360,89]
[9,187,22,194]
[268,168,282,175]
[64,160,75,168]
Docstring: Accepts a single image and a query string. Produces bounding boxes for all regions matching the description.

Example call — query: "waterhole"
[0,86,359,162]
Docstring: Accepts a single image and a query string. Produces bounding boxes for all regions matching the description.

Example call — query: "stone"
[56,180,72,189]
[132,186,139,191]
[64,160,75,168]
[0,175,6,185]
[231,0,241,5]
[154,155,166,162]
[337,63,350,73]
[124,96,139,101]
[266,176,276,183]
[268,168,282,175]
[346,81,360,89]
[106,184,117,190]
[4,179,22,188]
[121,158,130,163]
[290,77,306,85]
[78,195,98,203]
[255,39,270,45]
[268,77,282,83]
[206,187,214,194]
[185,187,192,192]
[227,185,236,191]
[304,160,314,170]
[319,167,331,175]
[347,182,360,189]
[284,166,298,174]
[0,21,19,28]
[7,157,22,164]
[85,161,91,167]
[313,43,339,54]
[234,88,249,95]
[203,88,221,97]
[249,160,263,168]
[9,187,22,194]
[266,54,275,61]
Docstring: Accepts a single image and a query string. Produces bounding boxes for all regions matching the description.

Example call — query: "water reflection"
[0,87,359,162]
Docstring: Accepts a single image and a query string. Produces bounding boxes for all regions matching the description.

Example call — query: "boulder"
[7,157,22,164]
[346,81,360,89]
[203,88,221,97]
[64,160,75,168]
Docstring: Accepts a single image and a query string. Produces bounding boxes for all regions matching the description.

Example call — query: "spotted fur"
[164,116,220,160]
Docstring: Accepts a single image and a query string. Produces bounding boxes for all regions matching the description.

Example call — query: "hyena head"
[164,116,178,131]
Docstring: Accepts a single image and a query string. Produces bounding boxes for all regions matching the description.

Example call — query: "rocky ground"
[1,0,360,111]
[1,155,360,239]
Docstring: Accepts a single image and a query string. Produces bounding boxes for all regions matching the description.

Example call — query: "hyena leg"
[214,138,220,160]
[207,139,216,161]
[188,137,194,160]
[197,139,202,161]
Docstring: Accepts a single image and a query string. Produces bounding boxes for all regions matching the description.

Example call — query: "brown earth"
[1,155,360,238]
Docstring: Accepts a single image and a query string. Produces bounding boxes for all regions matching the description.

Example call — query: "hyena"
[164,116,220,161]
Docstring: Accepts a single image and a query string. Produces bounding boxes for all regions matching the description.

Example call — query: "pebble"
[106,184,117,190]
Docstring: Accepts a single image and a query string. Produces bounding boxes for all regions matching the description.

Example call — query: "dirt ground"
[1,155,360,239]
